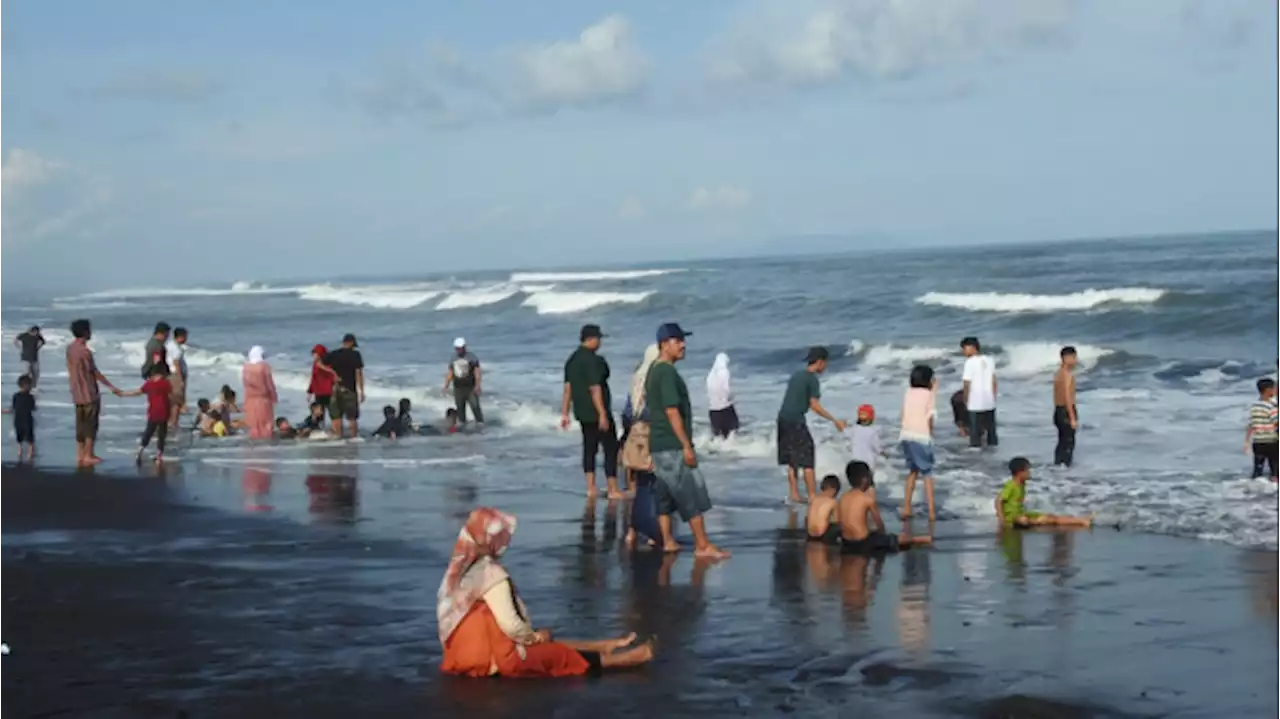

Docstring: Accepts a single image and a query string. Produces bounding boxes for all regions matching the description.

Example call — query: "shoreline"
[4,462,1277,718]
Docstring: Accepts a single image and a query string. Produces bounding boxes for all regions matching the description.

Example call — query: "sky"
[2,0,1276,290]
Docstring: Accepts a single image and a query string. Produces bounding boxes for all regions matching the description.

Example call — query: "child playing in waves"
[275,417,298,439]
[950,390,968,437]
[398,398,417,433]
[804,475,842,544]
[119,365,173,464]
[213,386,244,430]
[848,404,887,470]
[996,457,1093,528]
[372,405,401,439]
[1245,378,1278,481]
[839,461,932,554]
[294,402,328,438]
[3,375,36,462]
[193,398,213,434]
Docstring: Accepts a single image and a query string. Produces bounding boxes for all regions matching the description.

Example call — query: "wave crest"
[916,287,1165,313]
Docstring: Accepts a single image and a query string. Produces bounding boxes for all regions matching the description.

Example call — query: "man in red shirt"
[121,365,174,464]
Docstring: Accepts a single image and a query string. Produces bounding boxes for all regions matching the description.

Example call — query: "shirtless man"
[804,475,842,544]
[838,461,932,554]
[1053,346,1079,467]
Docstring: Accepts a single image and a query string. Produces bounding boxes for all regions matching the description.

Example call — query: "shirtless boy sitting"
[805,475,842,544]
[839,461,932,554]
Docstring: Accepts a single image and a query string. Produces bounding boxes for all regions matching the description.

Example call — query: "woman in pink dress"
[241,346,278,440]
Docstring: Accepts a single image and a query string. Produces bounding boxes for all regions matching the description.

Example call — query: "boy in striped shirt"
[1245,378,1278,481]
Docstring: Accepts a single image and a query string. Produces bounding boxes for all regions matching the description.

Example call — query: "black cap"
[656,323,692,343]
[343,333,359,347]
[805,346,829,364]
[580,324,605,341]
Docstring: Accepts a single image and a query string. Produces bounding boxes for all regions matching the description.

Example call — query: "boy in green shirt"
[997,457,1093,528]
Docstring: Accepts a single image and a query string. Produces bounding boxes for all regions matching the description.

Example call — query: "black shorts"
[709,406,740,437]
[841,531,899,555]
[807,525,840,545]
[14,424,34,444]
[776,420,815,469]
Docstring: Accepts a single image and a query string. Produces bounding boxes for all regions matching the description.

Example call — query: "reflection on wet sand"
[625,552,710,671]
[999,528,1027,582]
[839,551,884,631]
[305,472,358,523]
[897,544,931,654]
[1240,550,1279,622]
[242,467,273,513]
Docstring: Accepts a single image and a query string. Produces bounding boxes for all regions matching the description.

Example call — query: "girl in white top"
[705,353,740,439]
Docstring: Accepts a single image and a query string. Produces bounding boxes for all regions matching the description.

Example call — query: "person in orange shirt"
[437,508,656,678]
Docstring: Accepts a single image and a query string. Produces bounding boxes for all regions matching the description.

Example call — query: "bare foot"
[586,485,599,498]
[662,542,682,553]
[787,494,803,504]
[694,544,731,559]
[899,510,914,519]
[609,632,638,652]
[624,529,636,550]
[607,490,626,500]
[87,456,104,465]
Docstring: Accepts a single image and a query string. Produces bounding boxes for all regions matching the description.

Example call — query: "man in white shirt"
[961,336,998,448]
[166,327,189,427]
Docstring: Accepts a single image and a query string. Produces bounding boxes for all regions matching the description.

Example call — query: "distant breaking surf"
[915,287,1166,313]
[508,269,683,283]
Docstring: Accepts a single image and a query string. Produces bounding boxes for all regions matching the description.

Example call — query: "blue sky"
[3,0,1276,290]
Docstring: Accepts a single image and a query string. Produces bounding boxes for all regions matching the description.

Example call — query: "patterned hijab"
[630,344,661,418]
[436,507,518,645]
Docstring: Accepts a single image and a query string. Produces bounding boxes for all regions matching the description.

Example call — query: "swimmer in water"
[839,461,932,554]
[372,405,400,439]
[275,417,298,439]
[398,398,417,434]
[996,457,1093,528]
[295,401,327,437]
[804,475,842,544]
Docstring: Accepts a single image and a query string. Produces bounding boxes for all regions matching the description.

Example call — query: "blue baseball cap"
[656,323,692,343]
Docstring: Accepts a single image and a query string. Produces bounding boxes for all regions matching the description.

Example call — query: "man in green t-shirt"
[645,323,729,558]
[560,324,622,499]
[776,346,846,503]
[996,457,1092,528]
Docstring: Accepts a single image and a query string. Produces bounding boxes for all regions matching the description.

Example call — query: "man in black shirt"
[14,326,44,389]
[323,333,365,438]
[560,324,621,499]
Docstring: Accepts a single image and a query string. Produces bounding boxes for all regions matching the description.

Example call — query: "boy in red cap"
[848,404,887,470]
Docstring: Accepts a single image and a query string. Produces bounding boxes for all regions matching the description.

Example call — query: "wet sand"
[3,463,1276,718]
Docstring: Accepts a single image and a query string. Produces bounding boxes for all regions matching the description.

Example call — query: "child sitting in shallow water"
[996,457,1093,528]
[804,475,842,544]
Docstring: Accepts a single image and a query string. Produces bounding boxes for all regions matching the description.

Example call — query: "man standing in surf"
[776,347,846,503]
[1053,346,1079,466]
[961,337,998,448]
[646,323,729,558]
[561,324,623,499]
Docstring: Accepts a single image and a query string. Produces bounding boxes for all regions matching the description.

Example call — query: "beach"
[4,462,1276,718]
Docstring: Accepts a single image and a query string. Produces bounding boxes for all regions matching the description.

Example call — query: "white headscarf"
[630,344,661,417]
[247,346,265,365]
[707,353,733,411]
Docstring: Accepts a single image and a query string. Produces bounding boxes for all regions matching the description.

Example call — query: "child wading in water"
[996,457,1092,528]
[4,375,37,461]
[804,475,842,544]
[120,365,174,464]
[838,461,932,553]
[898,365,938,521]
[848,404,887,470]
[1245,378,1278,481]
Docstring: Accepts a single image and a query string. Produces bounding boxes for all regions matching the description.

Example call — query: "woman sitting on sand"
[438,508,656,678]
[241,347,279,440]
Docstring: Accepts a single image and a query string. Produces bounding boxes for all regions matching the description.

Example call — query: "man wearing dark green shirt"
[645,323,729,558]
[777,346,846,503]
[560,324,622,499]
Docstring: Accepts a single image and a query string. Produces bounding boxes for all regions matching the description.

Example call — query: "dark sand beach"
[3,462,1277,718]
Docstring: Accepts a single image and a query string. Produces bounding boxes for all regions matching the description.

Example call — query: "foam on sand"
[916,287,1166,313]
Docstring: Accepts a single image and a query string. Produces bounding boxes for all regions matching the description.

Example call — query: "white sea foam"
[509,269,682,283]
[435,285,520,310]
[520,290,652,315]
[916,287,1166,313]
[66,284,297,300]
[296,284,441,309]
[999,342,1112,377]
[200,455,486,467]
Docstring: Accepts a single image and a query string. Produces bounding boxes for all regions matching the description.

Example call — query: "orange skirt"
[441,603,594,678]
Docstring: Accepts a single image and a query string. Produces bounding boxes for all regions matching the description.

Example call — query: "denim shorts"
[901,440,935,475]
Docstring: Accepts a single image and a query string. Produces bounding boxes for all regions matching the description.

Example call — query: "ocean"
[3,229,1277,549]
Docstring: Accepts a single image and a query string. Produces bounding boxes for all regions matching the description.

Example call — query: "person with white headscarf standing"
[242,346,278,440]
[706,353,739,439]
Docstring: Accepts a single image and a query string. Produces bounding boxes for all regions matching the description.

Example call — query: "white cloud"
[708,0,1073,89]
[509,16,649,110]
[690,185,752,211]
[1,149,110,248]
[94,69,222,103]
[349,16,650,123]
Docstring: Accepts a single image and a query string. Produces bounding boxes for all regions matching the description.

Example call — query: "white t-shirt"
[962,354,997,411]
[166,340,187,379]
[848,424,883,465]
